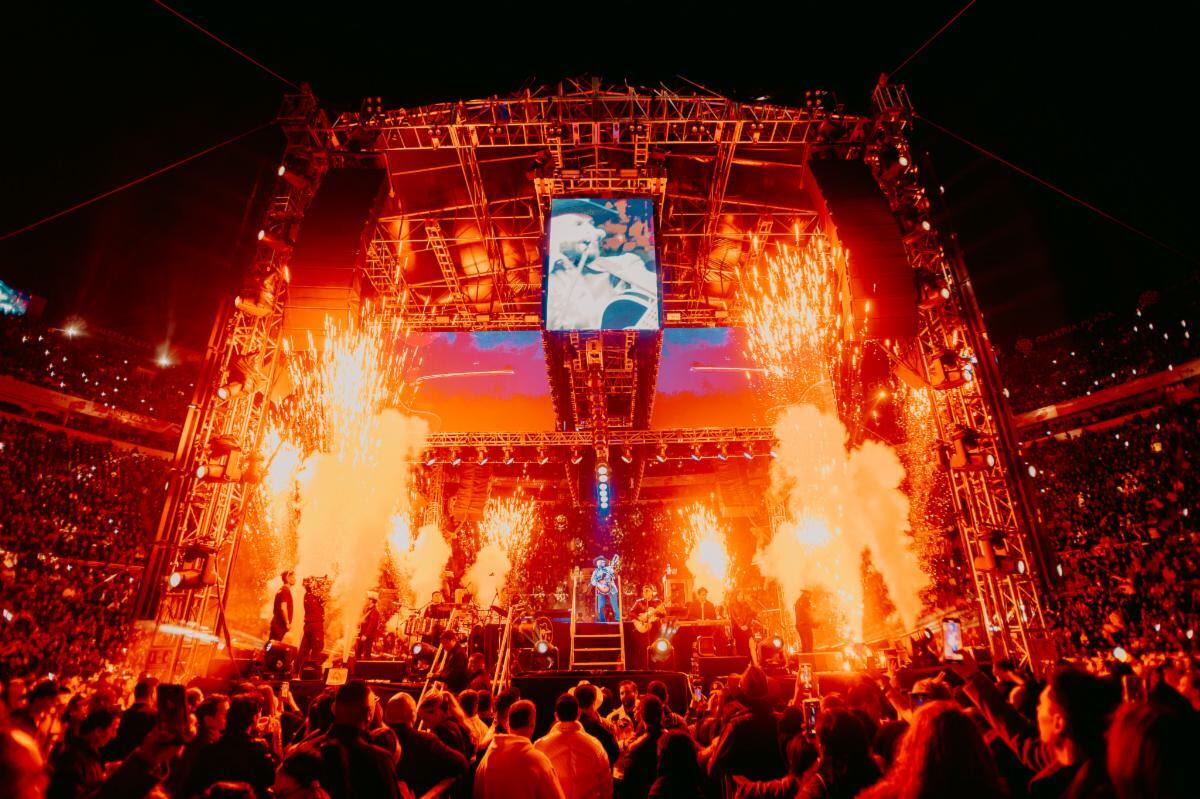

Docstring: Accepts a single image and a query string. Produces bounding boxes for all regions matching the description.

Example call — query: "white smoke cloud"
[755,403,926,639]
[388,515,451,608]
[465,542,511,609]
[293,409,428,660]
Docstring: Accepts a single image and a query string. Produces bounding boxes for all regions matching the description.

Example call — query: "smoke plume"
[755,403,926,639]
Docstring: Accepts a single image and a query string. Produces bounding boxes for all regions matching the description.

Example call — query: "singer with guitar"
[629,584,666,668]
[590,555,621,622]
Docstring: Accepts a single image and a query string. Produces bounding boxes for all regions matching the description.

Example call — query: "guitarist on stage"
[590,555,620,622]
[630,584,665,668]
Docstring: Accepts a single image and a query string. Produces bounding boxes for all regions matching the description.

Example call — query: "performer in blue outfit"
[590,555,620,622]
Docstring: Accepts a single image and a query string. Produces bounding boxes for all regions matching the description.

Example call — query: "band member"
[355,592,381,661]
[269,570,294,642]
[421,590,452,645]
[727,589,756,659]
[629,584,664,669]
[591,556,620,622]
[296,576,328,675]
[793,590,817,659]
[686,587,718,622]
[434,630,469,693]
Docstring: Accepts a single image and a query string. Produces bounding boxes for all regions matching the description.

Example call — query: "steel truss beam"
[422,426,774,452]
[134,89,328,680]
[329,79,870,152]
[870,82,1053,673]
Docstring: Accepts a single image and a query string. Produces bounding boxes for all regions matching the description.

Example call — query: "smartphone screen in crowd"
[802,697,820,734]
[942,617,964,662]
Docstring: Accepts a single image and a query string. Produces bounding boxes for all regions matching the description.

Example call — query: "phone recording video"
[942,617,964,662]
[802,697,820,734]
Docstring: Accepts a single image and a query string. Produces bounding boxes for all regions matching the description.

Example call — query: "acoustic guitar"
[593,554,621,595]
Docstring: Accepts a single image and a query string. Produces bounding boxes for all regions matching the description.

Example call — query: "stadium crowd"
[0,316,195,423]
[1,653,1196,799]
[999,284,1196,413]
[0,416,167,681]
[1030,399,1200,662]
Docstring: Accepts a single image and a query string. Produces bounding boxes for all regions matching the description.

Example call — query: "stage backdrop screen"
[544,197,659,331]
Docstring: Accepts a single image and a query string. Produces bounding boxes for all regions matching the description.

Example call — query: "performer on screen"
[591,555,620,622]
[546,199,658,330]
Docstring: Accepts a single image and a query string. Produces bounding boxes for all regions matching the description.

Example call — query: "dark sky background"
[1,2,1193,352]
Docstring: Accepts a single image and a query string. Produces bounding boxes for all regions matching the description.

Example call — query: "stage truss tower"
[132,91,328,679]
[869,81,1053,671]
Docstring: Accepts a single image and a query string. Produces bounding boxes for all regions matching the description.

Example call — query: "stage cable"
[887,0,977,79]
[0,121,274,243]
[150,0,299,89]
[915,113,1194,262]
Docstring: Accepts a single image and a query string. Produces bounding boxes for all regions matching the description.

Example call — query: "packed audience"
[1029,400,1200,660]
[0,315,195,423]
[999,282,1197,413]
[0,650,1196,799]
[0,416,167,680]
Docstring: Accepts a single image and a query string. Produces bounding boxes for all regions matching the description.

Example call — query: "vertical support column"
[868,81,1054,673]
[134,88,328,680]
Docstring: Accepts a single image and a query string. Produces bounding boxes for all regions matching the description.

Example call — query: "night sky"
[1,2,1192,352]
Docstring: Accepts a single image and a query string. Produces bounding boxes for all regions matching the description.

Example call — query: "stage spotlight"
[256,228,293,252]
[691,445,702,461]
[716,444,728,461]
[411,642,425,657]
[537,447,549,465]
[771,635,784,650]
[425,454,437,467]
[534,639,550,655]
[449,449,462,467]
[620,447,634,464]
[1027,464,1038,478]
[743,446,754,460]
[929,350,970,390]
[647,637,674,668]
[476,447,489,466]
[949,427,992,471]
[217,353,261,400]
[167,556,216,590]
[503,447,515,465]
[62,320,84,338]
[235,269,285,318]
[655,444,667,463]
[570,449,584,465]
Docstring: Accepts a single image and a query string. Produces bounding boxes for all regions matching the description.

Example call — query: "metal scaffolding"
[869,81,1053,672]
[133,89,329,680]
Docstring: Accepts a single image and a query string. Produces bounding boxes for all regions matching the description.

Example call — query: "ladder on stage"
[569,567,626,670]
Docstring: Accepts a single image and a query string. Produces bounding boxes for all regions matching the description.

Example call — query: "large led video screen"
[544,197,660,331]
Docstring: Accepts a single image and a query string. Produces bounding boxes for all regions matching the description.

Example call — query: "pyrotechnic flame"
[741,237,842,395]
[467,494,538,605]
[680,504,730,605]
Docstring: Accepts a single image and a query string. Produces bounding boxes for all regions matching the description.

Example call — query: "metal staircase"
[569,567,626,669]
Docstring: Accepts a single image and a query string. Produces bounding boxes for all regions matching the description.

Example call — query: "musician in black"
[590,556,619,622]
[727,588,756,659]
[793,590,817,660]
[685,587,718,621]
[296,576,328,676]
[629,584,664,669]
[434,630,469,693]
[268,570,294,642]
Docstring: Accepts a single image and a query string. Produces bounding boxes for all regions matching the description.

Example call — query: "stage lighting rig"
[196,435,264,483]
[648,636,674,669]
[597,462,611,513]
[217,353,262,400]
[948,426,994,472]
[928,350,972,390]
[168,555,216,590]
[235,268,285,319]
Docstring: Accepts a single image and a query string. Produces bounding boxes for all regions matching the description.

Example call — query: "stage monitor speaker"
[353,660,410,682]
[263,641,295,676]
[808,160,917,339]
[694,655,750,686]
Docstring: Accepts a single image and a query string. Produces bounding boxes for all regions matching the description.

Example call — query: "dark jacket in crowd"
[580,713,620,765]
[617,726,664,799]
[183,730,279,798]
[297,722,402,799]
[47,736,105,799]
[709,707,786,794]
[102,701,156,762]
[388,721,469,797]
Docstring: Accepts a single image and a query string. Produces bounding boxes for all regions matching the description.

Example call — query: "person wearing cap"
[546,199,657,331]
[590,556,620,623]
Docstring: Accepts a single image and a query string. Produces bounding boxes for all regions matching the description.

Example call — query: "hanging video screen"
[544,197,660,331]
